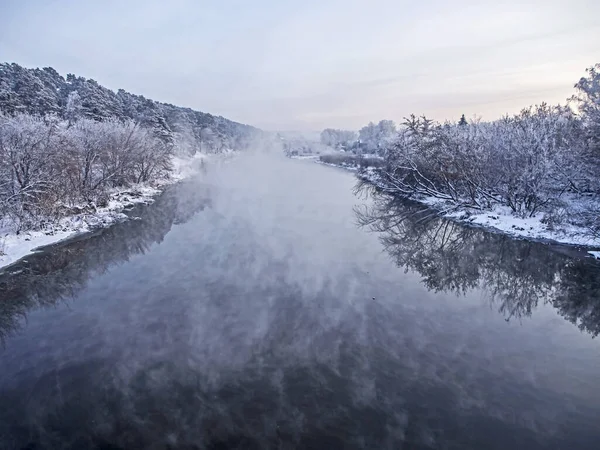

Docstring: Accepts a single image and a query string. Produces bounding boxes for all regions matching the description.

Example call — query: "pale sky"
[1,0,599,131]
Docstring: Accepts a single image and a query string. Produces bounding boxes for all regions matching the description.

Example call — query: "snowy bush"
[358,64,600,236]
[320,128,357,150]
[0,115,173,232]
[0,115,62,230]
[370,106,586,217]
[572,63,600,163]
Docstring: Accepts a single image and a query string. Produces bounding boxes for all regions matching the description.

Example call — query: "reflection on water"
[0,180,212,344]
[355,195,600,337]
[0,158,599,450]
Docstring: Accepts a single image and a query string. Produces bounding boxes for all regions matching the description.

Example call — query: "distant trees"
[320,128,357,149]
[458,114,467,126]
[357,64,600,238]
[358,120,397,154]
[0,63,259,155]
[317,121,399,155]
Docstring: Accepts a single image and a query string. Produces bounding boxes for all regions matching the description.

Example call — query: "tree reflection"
[355,195,600,336]
[0,180,212,344]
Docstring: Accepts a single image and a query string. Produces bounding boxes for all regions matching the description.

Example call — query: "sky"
[1,0,599,131]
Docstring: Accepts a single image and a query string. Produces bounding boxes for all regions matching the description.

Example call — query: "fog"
[1,151,600,448]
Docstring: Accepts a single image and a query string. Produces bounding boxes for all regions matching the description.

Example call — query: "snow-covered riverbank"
[290,154,360,171]
[361,168,600,250]
[0,153,208,271]
[304,158,600,255]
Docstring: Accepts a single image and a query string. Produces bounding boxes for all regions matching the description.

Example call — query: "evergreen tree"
[0,62,258,153]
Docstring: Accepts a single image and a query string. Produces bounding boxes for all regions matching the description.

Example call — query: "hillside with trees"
[0,63,260,237]
[0,63,258,153]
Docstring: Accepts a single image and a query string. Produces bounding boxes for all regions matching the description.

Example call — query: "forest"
[0,63,259,234]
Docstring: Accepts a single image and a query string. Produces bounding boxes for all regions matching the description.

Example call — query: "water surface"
[1,155,599,449]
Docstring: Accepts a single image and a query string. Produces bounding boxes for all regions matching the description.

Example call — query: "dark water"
[1,155,599,450]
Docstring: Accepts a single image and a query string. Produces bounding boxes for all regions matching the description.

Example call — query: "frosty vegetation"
[319,153,384,169]
[0,63,259,235]
[0,116,173,232]
[355,64,600,240]
[320,128,357,150]
[319,121,397,153]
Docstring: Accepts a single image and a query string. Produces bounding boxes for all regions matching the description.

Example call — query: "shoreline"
[361,170,600,256]
[0,153,208,271]
[305,158,600,259]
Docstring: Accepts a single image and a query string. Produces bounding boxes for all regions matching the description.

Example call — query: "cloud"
[1,0,599,130]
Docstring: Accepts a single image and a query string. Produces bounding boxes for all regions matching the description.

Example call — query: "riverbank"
[357,167,600,254]
[0,153,209,270]
[290,153,376,172]
[296,157,600,257]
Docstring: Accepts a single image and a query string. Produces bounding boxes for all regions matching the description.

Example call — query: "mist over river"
[1,153,599,450]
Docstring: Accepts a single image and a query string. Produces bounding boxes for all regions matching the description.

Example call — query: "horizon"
[1,0,599,131]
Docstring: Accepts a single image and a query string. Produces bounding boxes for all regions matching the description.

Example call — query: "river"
[1,154,599,449]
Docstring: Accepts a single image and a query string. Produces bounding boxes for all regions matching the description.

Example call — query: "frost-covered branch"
[356,64,600,237]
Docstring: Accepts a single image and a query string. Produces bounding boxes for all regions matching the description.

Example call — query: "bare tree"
[0,115,60,230]
[0,115,174,233]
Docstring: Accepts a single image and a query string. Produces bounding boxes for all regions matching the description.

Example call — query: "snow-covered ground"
[315,160,359,171]
[289,154,319,160]
[0,153,209,271]
[292,155,360,171]
[438,202,600,248]
[319,162,600,250]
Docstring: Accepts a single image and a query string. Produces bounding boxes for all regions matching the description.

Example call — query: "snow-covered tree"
[358,120,397,154]
[359,101,592,221]
[65,90,83,126]
[0,63,259,153]
[0,115,60,229]
[320,128,357,149]
[573,63,600,153]
[571,63,600,198]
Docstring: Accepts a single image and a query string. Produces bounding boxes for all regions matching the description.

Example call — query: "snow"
[305,157,360,171]
[443,205,600,247]
[1,228,78,271]
[0,186,157,272]
[589,251,600,259]
[315,160,359,171]
[357,167,600,248]
[289,154,319,160]
[0,153,211,271]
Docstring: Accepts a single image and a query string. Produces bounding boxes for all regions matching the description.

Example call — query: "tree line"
[0,63,259,152]
[0,115,176,231]
[320,120,397,153]
[357,64,600,239]
[0,63,261,234]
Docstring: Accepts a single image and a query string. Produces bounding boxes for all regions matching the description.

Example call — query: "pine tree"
[0,62,259,152]
[458,114,468,126]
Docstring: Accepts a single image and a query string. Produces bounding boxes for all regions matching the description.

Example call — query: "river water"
[0,154,599,449]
